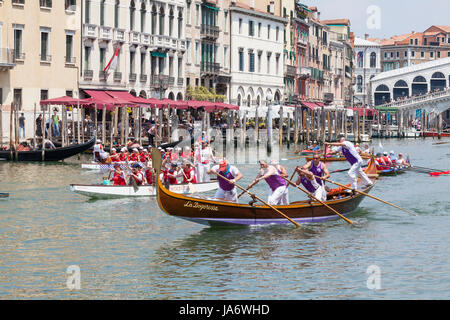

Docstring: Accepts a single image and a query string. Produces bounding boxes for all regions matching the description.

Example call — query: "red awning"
[315,102,326,107]
[214,102,240,111]
[351,107,375,116]
[39,96,92,106]
[300,101,319,109]
[187,100,217,111]
[83,90,134,109]
[161,98,189,109]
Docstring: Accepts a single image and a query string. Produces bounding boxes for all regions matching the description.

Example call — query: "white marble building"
[228,3,287,111]
[371,57,450,106]
[80,0,186,100]
[353,37,381,106]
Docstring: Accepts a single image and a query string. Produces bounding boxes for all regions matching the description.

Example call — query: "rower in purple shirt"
[325,137,373,190]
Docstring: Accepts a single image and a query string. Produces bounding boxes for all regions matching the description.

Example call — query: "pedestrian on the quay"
[35,114,43,137]
[19,113,26,138]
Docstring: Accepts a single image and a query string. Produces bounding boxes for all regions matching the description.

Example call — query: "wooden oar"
[281,155,310,161]
[181,170,197,194]
[238,170,297,199]
[432,141,450,145]
[211,171,301,228]
[312,174,416,216]
[281,176,353,225]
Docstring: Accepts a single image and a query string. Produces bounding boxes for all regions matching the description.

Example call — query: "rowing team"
[375,151,410,170]
[209,137,374,204]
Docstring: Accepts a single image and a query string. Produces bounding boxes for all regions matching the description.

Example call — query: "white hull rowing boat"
[70,181,219,199]
[81,162,144,171]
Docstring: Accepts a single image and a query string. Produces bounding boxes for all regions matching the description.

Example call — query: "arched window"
[357,75,363,92]
[413,76,426,83]
[357,51,363,68]
[159,7,165,35]
[151,5,157,35]
[114,0,120,28]
[375,84,389,92]
[140,2,146,33]
[431,72,445,79]
[169,8,174,37]
[130,0,136,31]
[100,0,105,26]
[370,52,376,68]
[394,80,408,87]
[178,10,183,38]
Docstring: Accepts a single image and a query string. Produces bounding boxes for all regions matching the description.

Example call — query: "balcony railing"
[140,74,148,82]
[84,24,97,39]
[83,70,93,79]
[177,77,184,86]
[65,56,76,65]
[129,73,137,82]
[113,29,126,42]
[284,65,297,77]
[40,55,52,63]
[99,71,107,80]
[0,48,16,70]
[130,31,141,45]
[14,52,25,61]
[201,25,220,39]
[113,72,122,82]
[151,74,169,87]
[201,61,220,74]
[99,26,112,41]
[168,76,175,86]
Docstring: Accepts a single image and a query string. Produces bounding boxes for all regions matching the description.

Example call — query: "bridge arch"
[430,72,446,92]
[393,80,409,101]
[412,76,427,96]
[374,84,390,106]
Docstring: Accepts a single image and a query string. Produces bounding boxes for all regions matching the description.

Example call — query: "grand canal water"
[1,138,449,299]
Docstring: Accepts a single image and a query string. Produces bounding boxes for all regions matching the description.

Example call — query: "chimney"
[365,33,369,40]
[250,0,254,9]
[317,11,320,20]
[412,31,415,34]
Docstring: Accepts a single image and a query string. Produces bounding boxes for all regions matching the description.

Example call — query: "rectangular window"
[195,4,200,26]
[99,48,105,70]
[223,46,228,68]
[276,27,279,41]
[186,3,191,25]
[65,34,73,63]
[267,24,271,39]
[430,51,434,58]
[249,20,254,36]
[195,41,199,64]
[186,40,191,63]
[84,46,90,70]
[412,51,415,57]
[421,51,424,58]
[224,11,228,33]
[239,50,244,71]
[14,29,23,59]
[40,0,52,8]
[275,55,279,75]
[437,51,440,58]
[239,18,242,34]
[258,22,261,37]
[40,31,49,62]
[249,51,254,72]
[85,0,90,24]
[40,90,48,104]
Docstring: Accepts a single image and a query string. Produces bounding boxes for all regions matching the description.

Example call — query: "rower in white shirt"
[194,141,217,183]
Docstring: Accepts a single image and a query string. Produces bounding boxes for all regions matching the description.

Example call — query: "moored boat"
[70,181,219,199]
[377,166,410,176]
[0,192,9,198]
[0,136,96,162]
[153,150,379,227]
[305,154,371,162]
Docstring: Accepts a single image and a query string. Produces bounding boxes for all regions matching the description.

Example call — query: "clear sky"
[304,0,450,39]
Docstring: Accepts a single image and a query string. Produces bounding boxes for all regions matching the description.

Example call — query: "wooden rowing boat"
[377,166,410,176]
[70,181,219,199]
[0,192,9,198]
[81,162,145,171]
[305,153,372,162]
[154,154,379,227]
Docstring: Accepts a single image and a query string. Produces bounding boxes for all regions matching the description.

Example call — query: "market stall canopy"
[161,98,189,110]
[83,90,136,110]
[214,102,240,111]
[351,107,376,116]
[39,96,92,106]
[300,101,320,109]
[105,91,164,108]
[187,100,216,111]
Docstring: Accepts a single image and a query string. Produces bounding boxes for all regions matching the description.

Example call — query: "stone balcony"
[201,25,220,40]
[113,29,126,43]
[130,31,141,45]
[99,26,112,41]
[298,66,311,79]
[0,48,16,71]
[84,24,97,39]
[141,33,152,47]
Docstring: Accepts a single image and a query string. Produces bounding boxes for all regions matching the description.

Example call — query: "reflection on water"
[0,139,449,299]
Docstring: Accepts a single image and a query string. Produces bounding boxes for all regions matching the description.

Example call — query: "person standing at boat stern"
[325,137,373,190]
[195,141,217,183]
[253,160,289,206]
[208,160,242,202]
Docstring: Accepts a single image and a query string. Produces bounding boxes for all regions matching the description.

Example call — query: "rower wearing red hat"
[208,159,243,202]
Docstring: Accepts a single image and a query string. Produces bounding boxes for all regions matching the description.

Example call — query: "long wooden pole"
[312,174,416,216]
[0,104,3,146]
[9,104,13,159]
[41,105,46,161]
[102,104,106,146]
[211,171,301,227]
[33,103,37,149]
[281,176,353,225]
[61,105,66,147]
[14,104,19,161]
